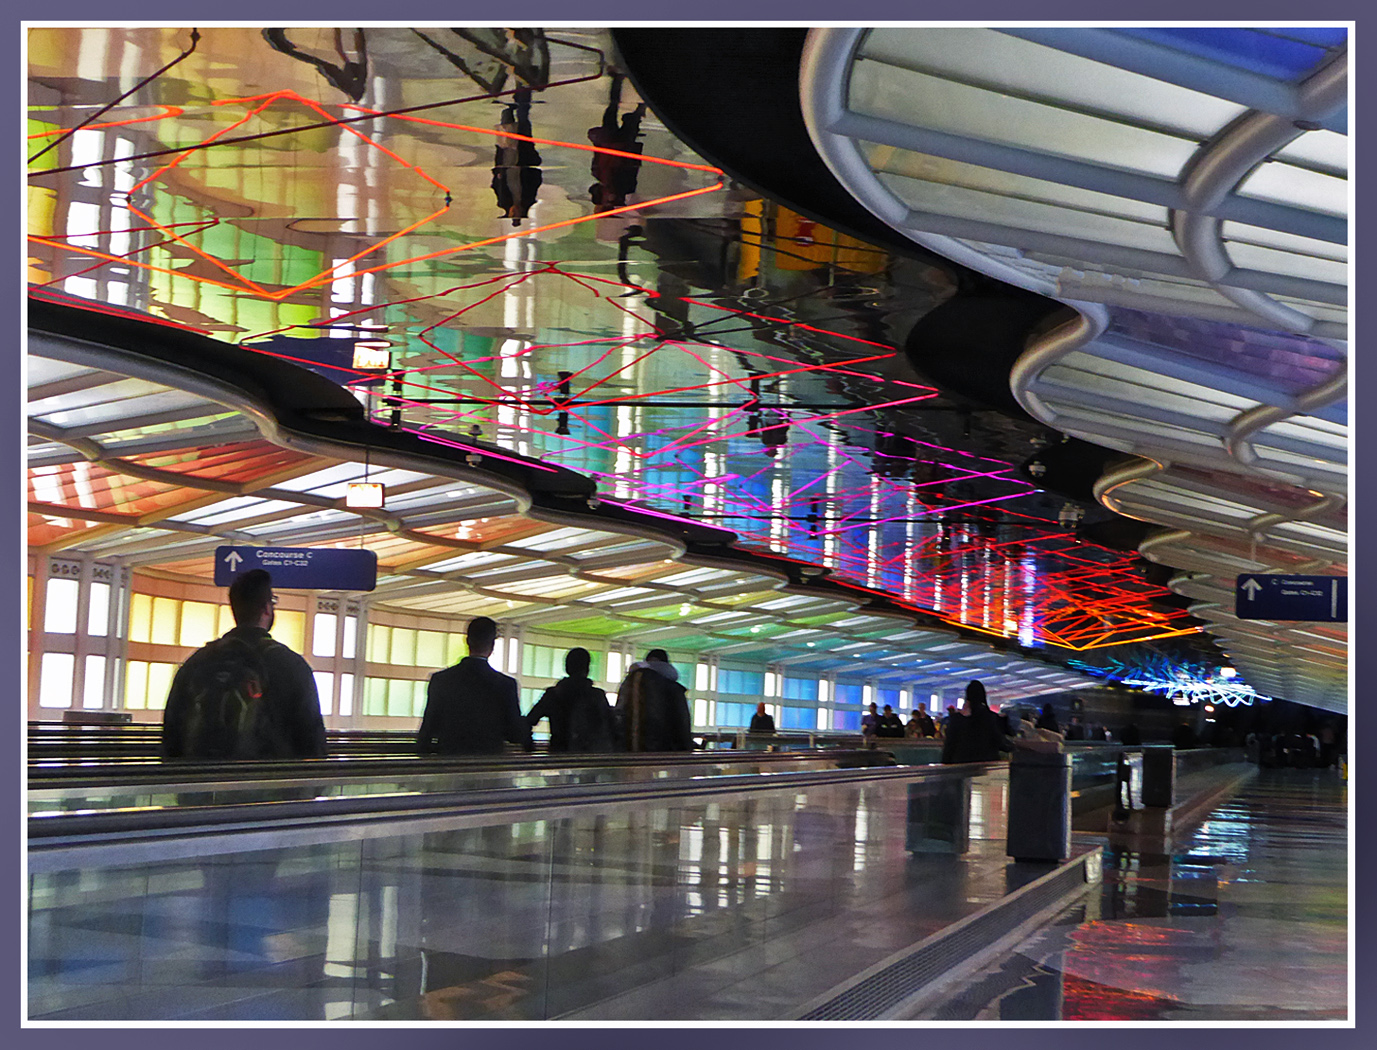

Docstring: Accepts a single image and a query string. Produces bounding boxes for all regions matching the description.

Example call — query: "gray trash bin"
[905,775,972,853]
[1140,744,1176,808]
[1006,746,1072,861]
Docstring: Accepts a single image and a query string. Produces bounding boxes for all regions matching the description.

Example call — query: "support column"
[27,553,49,715]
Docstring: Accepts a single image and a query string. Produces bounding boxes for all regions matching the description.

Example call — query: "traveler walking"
[417,616,533,754]
[527,647,617,752]
[616,648,692,751]
[940,680,1011,764]
[162,569,326,760]
[876,704,906,738]
[748,702,776,734]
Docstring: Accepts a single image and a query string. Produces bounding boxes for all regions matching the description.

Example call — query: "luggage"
[567,683,617,753]
[172,635,280,759]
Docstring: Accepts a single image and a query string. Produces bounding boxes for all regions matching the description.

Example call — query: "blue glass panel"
[833,709,861,732]
[783,676,819,701]
[718,668,764,697]
[1116,27,1343,81]
[781,705,814,730]
[1107,308,1347,406]
[834,682,863,705]
[716,701,751,728]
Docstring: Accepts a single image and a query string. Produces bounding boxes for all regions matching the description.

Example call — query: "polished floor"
[911,768,1350,1021]
[28,769,1073,1021]
[28,765,1347,1021]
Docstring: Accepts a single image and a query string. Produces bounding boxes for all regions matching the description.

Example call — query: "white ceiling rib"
[800,26,1349,712]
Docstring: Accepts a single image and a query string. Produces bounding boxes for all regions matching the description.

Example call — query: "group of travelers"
[161,571,697,759]
[1250,726,1343,769]
[418,618,693,755]
[855,702,936,740]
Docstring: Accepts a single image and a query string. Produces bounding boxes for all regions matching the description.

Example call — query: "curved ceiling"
[27,308,1092,699]
[798,26,1348,712]
[26,24,1303,707]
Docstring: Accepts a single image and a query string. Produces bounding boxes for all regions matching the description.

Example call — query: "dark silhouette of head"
[566,647,591,678]
[965,680,989,712]
[467,616,499,658]
[646,648,669,663]
[229,569,274,628]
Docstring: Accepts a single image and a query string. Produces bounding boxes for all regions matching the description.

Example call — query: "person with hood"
[616,648,693,751]
[940,680,1012,764]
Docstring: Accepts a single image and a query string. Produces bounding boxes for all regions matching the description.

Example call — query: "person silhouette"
[491,87,543,225]
[588,73,647,212]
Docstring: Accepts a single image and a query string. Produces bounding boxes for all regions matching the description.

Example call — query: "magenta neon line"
[570,352,903,410]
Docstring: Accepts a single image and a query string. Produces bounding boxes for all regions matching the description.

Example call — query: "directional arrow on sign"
[1240,577,1262,600]
[224,550,243,572]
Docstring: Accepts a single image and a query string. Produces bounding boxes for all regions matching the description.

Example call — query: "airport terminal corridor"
[25,24,1349,1024]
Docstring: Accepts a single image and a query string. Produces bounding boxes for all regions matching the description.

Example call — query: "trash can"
[1140,744,1176,808]
[906,774,972,854]
[1006,746,1072,862]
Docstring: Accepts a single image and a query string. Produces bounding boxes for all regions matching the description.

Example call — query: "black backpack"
[175,635,278,759]
[567,683,616,753]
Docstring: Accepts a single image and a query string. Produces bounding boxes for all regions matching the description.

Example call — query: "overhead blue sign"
[214,546,377,592]
[1235,573,1346,622]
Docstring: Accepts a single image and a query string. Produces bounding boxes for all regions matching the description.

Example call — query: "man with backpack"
[162,569,327,760]
[526,647,617,752]
[417,616,533,755]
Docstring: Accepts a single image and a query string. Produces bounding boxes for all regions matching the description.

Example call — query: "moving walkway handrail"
[28,760,1001,873]
[28,747,893,791]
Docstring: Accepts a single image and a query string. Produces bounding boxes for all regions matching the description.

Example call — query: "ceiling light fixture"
[352,342,391,370]
[346,482,385,508]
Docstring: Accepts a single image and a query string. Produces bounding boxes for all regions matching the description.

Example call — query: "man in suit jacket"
[417,616,533,755]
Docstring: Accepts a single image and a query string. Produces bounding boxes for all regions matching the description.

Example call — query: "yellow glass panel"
[416,630,445,668]
[150,596,180,646]
[26,576,32,631]
[362,677,387,716]
[217,605,235,635]
[179,602,218,647]
[445,633,465,664]
[412,681,428,718]
[129,593,153,644]
[124,661,148,710]
[367,625,390,663]
[274,610,306,651]
[146,662,175,710]
[386,678,412,717]
[390,628,417,666]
